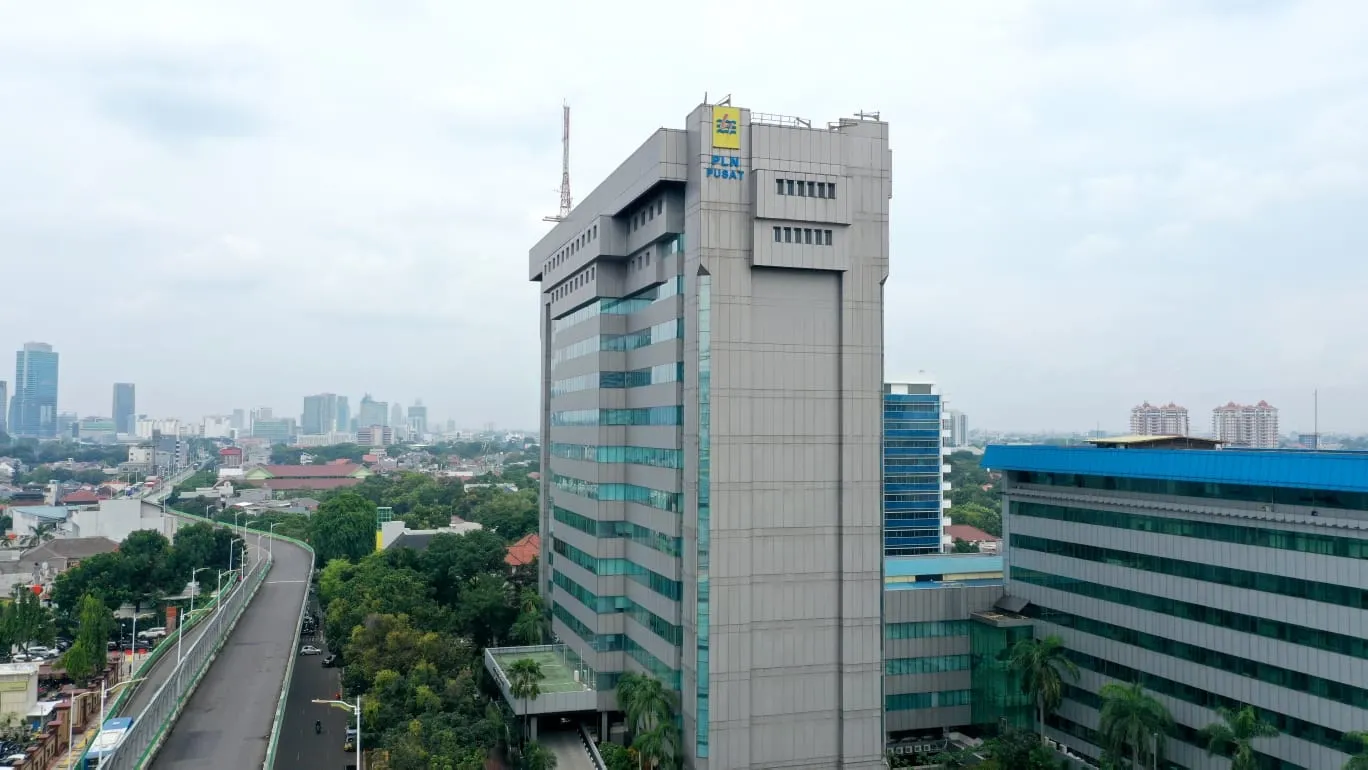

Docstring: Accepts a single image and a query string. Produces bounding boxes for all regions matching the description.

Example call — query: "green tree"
[1006,635,1079,739]
[617,672,679,769]
[5,586,56,648]
[1200,705,1279,770]
[1344,732,1368,770]
[454,572,517,648]
[980,727,1058,769]
[600,743,638,770]
[522,740,557,770]
[1098,682,1172,768]
[510,588,546,645]
[49,551,127,613]
[310,492,378,563]
[632,722,680,770]
[60,594,114,684]
[507,658,545,749]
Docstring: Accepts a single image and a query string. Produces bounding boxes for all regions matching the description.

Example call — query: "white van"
[137,627,168,640]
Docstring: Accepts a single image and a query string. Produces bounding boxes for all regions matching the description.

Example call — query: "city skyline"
[2,3,1366,433]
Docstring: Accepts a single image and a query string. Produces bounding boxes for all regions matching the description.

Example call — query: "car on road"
[299,645,322,655]
[321,653,338,667]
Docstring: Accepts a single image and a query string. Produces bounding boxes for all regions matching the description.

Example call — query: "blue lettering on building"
[705,154,744,181]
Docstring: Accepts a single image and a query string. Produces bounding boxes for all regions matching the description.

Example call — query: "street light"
[268,522,282,561]
[97,677,146,769]
[65,689,100,766]
[312,695,362,770]
[216,568,240,613]
[182,567,212,663]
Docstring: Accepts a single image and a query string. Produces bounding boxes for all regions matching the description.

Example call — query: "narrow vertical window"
[776,179,784,195]
[786,180,795,195]
[825,229,833,245]
[817,182,827,198]
[804,229,813,244]
[807,181,816,197]
[773,226,781,242]
[829,182,837,199]
[783,227,792,243]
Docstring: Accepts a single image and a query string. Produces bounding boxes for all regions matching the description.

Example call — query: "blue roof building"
[983,441,1368,770]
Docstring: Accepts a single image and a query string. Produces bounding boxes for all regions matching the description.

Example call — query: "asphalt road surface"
[119,565,244,720]
[149,536,313,770]
[542,728,596,770]
[272,594,354,769]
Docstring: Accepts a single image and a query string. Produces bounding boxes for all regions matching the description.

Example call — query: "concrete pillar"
[530,715,538,741]
[600,711,609,743]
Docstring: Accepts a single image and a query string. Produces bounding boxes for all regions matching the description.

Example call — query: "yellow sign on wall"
[0,679,28,693]
[711,106,741,149]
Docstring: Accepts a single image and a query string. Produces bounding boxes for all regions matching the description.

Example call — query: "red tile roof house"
[505,533,540,572]
[58,489,102,506]
[241,461,373,493]
[944,524,1002,553]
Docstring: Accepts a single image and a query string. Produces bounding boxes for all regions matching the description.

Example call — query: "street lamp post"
[65,690,100,766]
[312,696,362,769]
[182,567,212,663]
[216,568,239,614]
[268,522,282,561]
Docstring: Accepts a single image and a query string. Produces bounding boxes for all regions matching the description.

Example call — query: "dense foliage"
[318,543,532,766]
[946,450,1002,536]
[310,471,550,767]
[49,524,238,616]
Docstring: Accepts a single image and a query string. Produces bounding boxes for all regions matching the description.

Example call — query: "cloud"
[0,0,1365,434]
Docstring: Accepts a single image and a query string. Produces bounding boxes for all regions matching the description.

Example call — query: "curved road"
[149,536,313,769]
[119,558,251,720]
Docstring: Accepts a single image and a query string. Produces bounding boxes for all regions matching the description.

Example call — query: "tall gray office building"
[112,383,136,434]
[302,393,339,435]
[529,102,889,769]
[9,342,59,438]
[0,380,7,435]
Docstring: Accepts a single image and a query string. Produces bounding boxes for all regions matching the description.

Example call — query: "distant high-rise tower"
[113,383,136,434]
[944,408,968,447]
[302,393,339,435]
[1130,401,1190,436]
[358,394,387,428]
[9,343,59,438]
[884,379,950,556]
[1212,401,1279,448]
[407,400,428,438]
[336,396,350,435]
[0,380,7,435]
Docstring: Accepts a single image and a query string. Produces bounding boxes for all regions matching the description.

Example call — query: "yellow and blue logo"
[712,106,741,149]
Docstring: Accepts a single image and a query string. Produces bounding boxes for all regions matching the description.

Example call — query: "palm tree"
[1345,732,1368,770]
[1098,682,1173,768]
[616,673,679,769]
[507,658,545,749]
[1007,634,1080,739]
[1200,705,1279,770]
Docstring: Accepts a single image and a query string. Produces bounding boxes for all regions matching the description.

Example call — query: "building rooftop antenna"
[543,101,572,223]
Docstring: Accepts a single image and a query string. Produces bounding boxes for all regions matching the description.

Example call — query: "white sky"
[1,0,1366,433]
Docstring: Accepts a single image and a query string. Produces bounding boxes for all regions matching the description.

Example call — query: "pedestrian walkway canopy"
[484,644,597,715]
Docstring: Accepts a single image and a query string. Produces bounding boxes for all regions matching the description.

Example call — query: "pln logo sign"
[712,106,741,149]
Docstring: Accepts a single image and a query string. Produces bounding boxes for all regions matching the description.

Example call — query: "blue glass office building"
[984,440,1368,770]
[9,342,58,439]
[883,381,949,556]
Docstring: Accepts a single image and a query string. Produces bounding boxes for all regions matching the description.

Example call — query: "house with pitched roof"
[241,460,373,492]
